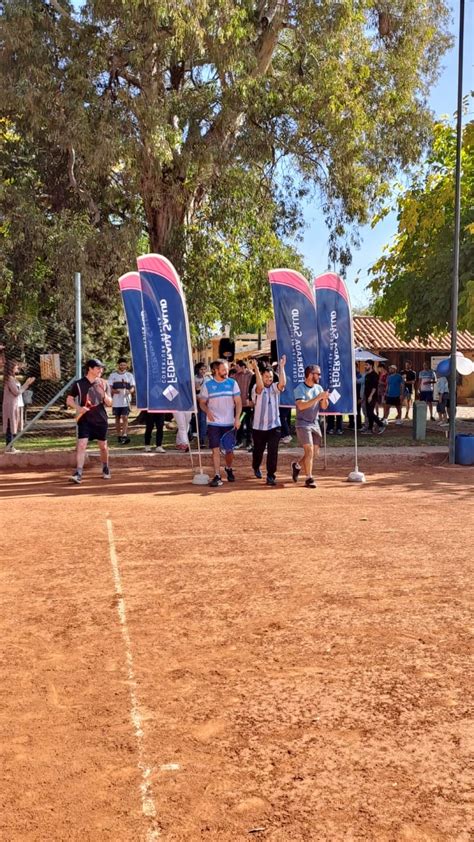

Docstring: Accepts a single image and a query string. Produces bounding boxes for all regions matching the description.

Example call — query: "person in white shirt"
[250,356,286,486]
[108,357,135,444]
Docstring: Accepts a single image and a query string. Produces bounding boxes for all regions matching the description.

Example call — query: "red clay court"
[0,461,472,841]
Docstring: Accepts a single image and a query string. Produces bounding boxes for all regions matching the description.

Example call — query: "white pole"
[75,272,82,379]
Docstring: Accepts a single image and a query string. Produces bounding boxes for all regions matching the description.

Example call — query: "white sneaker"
[281,435,292,444]
[155,446,166,453]
[5,446,19,454]
[144,446,152,452]
[395,420,402,426]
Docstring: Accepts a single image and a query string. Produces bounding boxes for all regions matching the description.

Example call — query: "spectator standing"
[435,375,449,424]
[382,365,405,425]
[108,357,135,444]
[143,412,166,452]
[348,367,363,431]
[362,360,385,435]
[291,365,329,488]
[66,359,112,484]
[376,362,388,414]
[193,362,209,447]
[417,359,437,421]
[327,414,343,435]
[174,411,192,452]
[2,359,35,452]
[199,359,242,487]
[233,360,253,449]
[250,356,287,486]
[402,361,417,419]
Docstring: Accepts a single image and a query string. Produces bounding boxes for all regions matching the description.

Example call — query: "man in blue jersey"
[199,359,242,487]
[292,364,329,488]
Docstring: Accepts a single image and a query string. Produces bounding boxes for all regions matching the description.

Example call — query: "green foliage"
[369,110,474,338]
[1,0,452,356]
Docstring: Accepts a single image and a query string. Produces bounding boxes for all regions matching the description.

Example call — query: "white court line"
[106,518,161,842]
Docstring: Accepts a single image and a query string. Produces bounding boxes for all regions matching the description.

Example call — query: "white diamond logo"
[329,388,341,404]
[163,384,179,401]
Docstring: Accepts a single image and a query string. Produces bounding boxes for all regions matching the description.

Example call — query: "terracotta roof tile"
[353,316,474,352]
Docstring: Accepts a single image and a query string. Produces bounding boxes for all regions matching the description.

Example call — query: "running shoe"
[281,435,292,444]
[291,461,301,483]
[225,467,235,482]
[144,446,152,452]
[377,426,385,435]
[266,476,277,486]
[121,436,131,443]
[69,471,82,484]
[155,446,166,453]
[254,468,262,479]
[209,474,223,487]
[305,477,317,488]
[102,465,111,480]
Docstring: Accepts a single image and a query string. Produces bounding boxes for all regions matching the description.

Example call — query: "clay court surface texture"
[0,461,472,842]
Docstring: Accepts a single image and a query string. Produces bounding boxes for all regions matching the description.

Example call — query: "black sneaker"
[69,471,82,484]
[225,467,235,482]
[254,468,262,479]
[209,474,223,487]
[291,461,301,483]
[117,436,124,444]
[305,476,317,488]
[266,476,277,486]
[121,436,131,444]
[102,465,111,480]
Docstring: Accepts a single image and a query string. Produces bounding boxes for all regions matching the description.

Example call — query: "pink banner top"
[314,272,350,305]
[118,271,141,291]
[268,268,315,306]
[136,254,182,296]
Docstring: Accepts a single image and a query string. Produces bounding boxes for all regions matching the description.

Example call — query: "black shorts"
[207,424,234,450]
[385,396,401,407]
[112,407,130,417]
[77,419,108,442]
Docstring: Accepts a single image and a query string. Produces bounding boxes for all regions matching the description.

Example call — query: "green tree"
[1,0,452,343]
[369,112,474,338]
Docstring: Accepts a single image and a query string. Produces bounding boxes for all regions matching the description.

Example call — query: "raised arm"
[277,355,287,392]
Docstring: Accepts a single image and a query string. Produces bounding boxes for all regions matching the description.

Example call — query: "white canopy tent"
[354,347,387,362]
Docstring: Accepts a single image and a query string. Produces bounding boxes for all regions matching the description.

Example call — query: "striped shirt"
[251,383,281,431]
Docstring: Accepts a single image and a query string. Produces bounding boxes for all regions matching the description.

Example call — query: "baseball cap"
[85,358,105,370]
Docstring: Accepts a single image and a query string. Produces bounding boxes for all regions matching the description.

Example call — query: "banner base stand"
[192,472,210,485]
[347,469,366,483]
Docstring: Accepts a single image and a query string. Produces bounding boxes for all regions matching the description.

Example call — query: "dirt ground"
[0,461,472,841]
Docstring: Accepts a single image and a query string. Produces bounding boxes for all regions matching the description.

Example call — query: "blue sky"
[298,1,474,309]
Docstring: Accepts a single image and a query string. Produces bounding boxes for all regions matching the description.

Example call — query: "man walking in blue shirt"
[199,359,242,487]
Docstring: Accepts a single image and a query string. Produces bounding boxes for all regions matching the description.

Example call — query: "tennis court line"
[106,518,160,842]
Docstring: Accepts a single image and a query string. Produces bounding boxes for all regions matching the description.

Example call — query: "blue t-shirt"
[294,382,323,427]
[199,377,240,426]
[385,373,404,398]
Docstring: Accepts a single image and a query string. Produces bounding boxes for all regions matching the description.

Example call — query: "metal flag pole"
[74,272,82,379]
[323,415,328,470]
[181,296,209,485]
[448,0,465,464]
[347,355,365,482]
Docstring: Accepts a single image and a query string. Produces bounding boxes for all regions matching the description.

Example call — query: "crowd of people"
[2,352,453,487]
